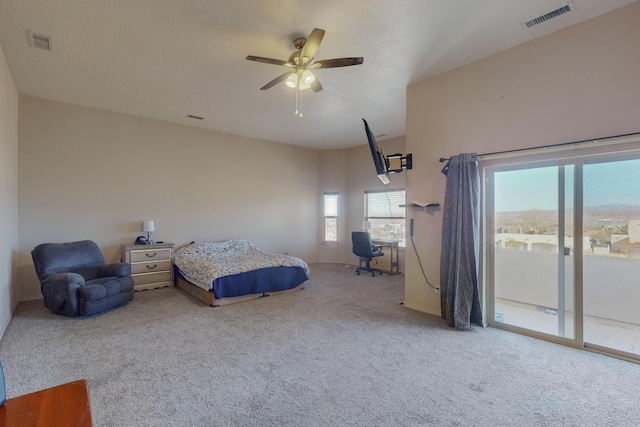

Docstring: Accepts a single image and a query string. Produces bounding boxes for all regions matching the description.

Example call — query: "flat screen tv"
[362,118,389,184]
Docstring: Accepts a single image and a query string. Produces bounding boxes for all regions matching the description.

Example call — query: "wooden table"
[0,379,93,427]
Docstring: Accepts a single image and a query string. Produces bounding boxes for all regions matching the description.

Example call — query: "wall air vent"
[524,4,571,28]
[28,31,52,51]
[185,114,204,120]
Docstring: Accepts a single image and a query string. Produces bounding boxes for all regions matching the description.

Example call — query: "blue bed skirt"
[174,266,309,299]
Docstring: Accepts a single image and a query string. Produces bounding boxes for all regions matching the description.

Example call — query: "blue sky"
[494,158,640,212]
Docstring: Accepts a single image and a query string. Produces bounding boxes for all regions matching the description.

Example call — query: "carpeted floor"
[1,263,639,426]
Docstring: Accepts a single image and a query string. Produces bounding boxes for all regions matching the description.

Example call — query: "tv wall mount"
[386,153,412,174]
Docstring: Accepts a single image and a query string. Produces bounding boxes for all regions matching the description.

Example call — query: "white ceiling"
[0,0,636,149]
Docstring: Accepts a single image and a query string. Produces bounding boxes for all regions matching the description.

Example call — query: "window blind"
[366,190,406,218]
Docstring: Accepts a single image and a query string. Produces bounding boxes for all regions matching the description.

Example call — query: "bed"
[173,239,310,306]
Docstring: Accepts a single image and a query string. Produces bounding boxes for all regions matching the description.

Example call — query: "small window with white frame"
[324,192,339,242]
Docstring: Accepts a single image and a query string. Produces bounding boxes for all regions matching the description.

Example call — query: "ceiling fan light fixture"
[302,70,315,85]
[245,28,363,117]
[285,73,298,88]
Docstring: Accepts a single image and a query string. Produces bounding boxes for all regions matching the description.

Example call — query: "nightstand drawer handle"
[145,252,157,258]
[146,264,158,270]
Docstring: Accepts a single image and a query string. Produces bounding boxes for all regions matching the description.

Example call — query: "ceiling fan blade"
[310,76,323,93]
[260,72,293,90]
[311,57,364,68]
[246,55,293,67]
[299,28,325,63]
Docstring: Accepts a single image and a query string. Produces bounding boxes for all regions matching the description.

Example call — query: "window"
[365,189,406,247]
[324,193,338,242]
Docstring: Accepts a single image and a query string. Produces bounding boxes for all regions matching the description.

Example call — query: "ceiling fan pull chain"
[294,77,299,116]
[299,85,303,118]
[295,77,303,117]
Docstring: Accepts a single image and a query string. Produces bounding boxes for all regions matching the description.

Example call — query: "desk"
[371,239,400,274]
[0,379,93,427]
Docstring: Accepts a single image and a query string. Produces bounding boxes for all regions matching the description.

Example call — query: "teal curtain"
[440,153,483,329]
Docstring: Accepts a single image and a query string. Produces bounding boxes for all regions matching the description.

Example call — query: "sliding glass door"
[489,165,575,339]
[487,153,640,359]
[582,158,640,355]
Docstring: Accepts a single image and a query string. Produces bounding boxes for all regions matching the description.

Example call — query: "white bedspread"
[173,240,310,290]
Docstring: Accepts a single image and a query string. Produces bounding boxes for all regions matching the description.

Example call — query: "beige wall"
[15,95,405,303]
[405,2,640,315]
[18,96,319,300]
[12,2,637,321]
[316,134,407,268]
[316,149,347,263]
[0,44,18,338]
[345,137,406,270]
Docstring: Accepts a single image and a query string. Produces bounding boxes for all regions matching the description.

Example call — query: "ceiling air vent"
[185,114,204,120]
[28,31,52,51]
[524,4,571,28]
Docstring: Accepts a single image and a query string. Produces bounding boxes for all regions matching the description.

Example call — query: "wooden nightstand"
[122,242,174,291]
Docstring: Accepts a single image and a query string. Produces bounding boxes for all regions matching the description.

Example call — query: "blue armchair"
[31,240,134,317]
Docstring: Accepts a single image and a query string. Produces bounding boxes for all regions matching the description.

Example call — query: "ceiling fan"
[246,28,364,117]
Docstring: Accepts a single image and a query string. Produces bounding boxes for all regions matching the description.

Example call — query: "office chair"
[351,231,384,276]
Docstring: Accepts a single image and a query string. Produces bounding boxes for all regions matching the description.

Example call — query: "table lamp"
[143,220,155,244]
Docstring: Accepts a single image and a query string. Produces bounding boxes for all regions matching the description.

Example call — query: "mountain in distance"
[584,204,640,210]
